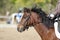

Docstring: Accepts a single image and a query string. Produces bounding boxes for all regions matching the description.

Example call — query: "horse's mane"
[31,8,54,28]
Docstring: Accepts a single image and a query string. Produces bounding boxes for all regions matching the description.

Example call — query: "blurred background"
[0,0,58,24]
[0,0,57,15]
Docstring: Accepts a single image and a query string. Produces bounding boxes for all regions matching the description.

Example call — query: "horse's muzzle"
[17,26,25,32]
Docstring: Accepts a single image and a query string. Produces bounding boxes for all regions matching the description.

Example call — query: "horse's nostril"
[17,27,20,32]
[19,28,25,32]
[20,30,23,32]
[17,27,25,32]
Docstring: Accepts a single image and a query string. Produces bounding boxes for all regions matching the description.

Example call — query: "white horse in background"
[7,13,24,24]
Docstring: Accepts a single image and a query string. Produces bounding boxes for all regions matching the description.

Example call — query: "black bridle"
[23,12,43,29]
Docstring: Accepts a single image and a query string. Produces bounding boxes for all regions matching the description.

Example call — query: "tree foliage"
[0,0,57,15]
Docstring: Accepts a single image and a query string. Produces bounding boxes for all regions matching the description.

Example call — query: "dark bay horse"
[17,8,59,40]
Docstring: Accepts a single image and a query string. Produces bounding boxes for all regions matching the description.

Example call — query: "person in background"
[6,11,11,24]
[49,0,60,39]
[49,0,60,20]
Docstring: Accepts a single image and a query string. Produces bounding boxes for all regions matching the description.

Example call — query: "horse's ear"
[23,7,30,13]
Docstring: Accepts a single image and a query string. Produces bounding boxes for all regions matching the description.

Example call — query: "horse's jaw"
[54,22,60,39]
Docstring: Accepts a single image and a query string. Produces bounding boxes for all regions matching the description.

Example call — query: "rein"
[23,13,31,26]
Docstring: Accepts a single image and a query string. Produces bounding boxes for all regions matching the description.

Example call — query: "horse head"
[17,7,53,32]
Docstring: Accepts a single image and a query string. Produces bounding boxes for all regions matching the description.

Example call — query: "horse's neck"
[34,23,48,39]
[31,10,59,40]
[34,23,59,40]
[32,13,48,35]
